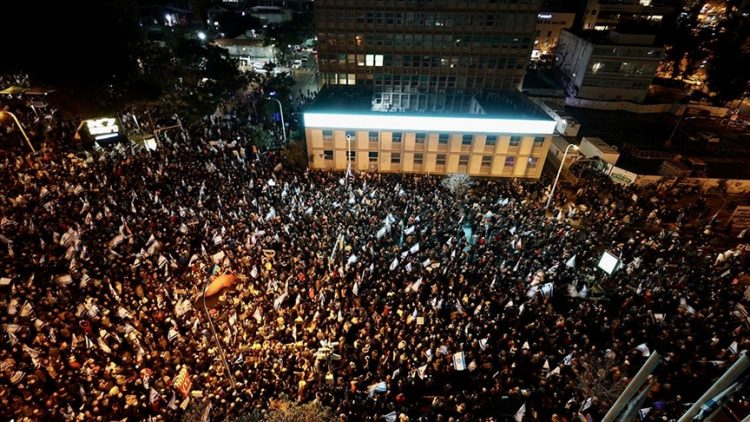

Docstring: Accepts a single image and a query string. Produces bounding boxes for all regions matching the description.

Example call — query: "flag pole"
[602,352,660,422]
[678,352,749,422]
[202,276,236,389]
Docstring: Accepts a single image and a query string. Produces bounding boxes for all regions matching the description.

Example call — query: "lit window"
[375,54,384,67]
[528,157,539,168]
[592,62,603,73]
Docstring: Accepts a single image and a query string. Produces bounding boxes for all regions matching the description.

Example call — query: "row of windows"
[319,73,522,90]
[318,11,536,29]
[321,33,533,50]
[320,53,522,70]
[323,150,539,168]
[324,130,545,147]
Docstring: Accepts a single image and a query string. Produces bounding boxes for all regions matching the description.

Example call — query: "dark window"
[392,132,402,142]
[439,133,449,144]
[458,155,469,166]
[369,151,378,162]
[346,150,356,161]
[323,129,333,140]
[505,156,515,167]
[509,136,521,147]
[369,131,379,142]
[323,150,334,160]
[486,135,497,146]
[414,153,424,165]
[346,130,355,140]
[533,136,545,146]
[528,157,539,168]
[415,132,426,143]
[462,134,473,145]
[436,153,446,165]
[391,153,401,164]
[481,156,493,166]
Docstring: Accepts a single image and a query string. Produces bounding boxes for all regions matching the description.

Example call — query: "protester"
[1,77,748,422]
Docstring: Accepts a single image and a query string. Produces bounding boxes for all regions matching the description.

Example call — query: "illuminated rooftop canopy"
[303,112,556,134]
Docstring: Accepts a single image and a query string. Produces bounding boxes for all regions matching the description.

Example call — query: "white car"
[291,59,303,69]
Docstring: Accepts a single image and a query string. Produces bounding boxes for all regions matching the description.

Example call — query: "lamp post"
[546,143,578,210]
[0,111,35,153]
[202,277,236,388]
[266,97,287,145]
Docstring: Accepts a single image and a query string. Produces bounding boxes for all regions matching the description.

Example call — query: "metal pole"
[202,277,237,389]
[666,105,685,147]
[267,97,286,145]
[0,111,35,153]
[602,352,661,422]
[678,353,749,422]
[546,144,577,210]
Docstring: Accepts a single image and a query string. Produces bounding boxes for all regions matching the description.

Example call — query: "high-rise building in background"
[581,0,676,30]
[314,0,542,96]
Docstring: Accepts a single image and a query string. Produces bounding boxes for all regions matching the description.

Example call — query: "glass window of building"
[391,153,401,164]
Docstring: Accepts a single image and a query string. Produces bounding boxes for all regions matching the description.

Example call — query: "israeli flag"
[452,351,466,371]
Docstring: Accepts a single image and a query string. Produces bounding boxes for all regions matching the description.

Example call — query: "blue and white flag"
[453,351,466,371]
[367,381,388,397]
[566,254,576,268]
[383,411,398,422]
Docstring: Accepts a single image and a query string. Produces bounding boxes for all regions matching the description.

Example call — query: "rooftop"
[564,29,657,46]
[305,87,552,121]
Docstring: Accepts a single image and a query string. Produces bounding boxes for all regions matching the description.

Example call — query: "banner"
[173,367,192,398]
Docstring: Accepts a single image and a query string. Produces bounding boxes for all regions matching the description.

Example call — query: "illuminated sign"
[538,13,553,19]
[304,113,555,135]
[86,118,120,139]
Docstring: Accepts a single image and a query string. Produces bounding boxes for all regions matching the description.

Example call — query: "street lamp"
[0,111,35,153]
[265,97,287,145]
[545,143,579,210]
[202,277,236,388]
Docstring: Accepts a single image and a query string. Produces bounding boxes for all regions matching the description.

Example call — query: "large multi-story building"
[532,11,576,60]
[556,30,663,102]
[303,88,555,178]
[581,0,675,30]
[314,0,542,94]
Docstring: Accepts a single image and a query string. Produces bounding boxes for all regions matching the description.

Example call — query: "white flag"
[409,243,420,254]
[390,257,399,271]
[515,403,526,422]
[404,226,415,235]
[635,343,650,357]
[565,254,576,268]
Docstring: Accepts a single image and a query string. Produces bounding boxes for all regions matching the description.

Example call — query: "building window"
[323,130,333,140]
[486,135,497,146]
[346,130,355,140]
[392,132,402,143]
[533,136,545,147]
[323,150,334,160]
[462,134,473,145]
[439,133,449,144]
[391,153,401,164]
[414,132,424,143]
[369,151,378,162]
[509,136,521,147]
[436,153,446,166]
[369,131,379,142]
[347,150,356,161]
[414,153,424,165]
[481,156,493,167]
[528,157,539,168]
[458,155,469,166]
[505,156,515,167]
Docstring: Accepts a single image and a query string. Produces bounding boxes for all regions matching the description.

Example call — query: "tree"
[282,140,309,170]
[572,354,627,410]
[263,12,314,65]
[705,14,750,102]
[264,398,333,422]
[441,174,473,197]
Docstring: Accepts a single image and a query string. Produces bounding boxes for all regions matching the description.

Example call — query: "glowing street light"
[265,97,287,145]
[546,143,578,210]
[0,111,35,153]
[197,31,207,41]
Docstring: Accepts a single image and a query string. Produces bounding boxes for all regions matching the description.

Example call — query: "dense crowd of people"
[1,78,749,422]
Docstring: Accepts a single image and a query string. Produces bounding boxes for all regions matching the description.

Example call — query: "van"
[291,59,303,69]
